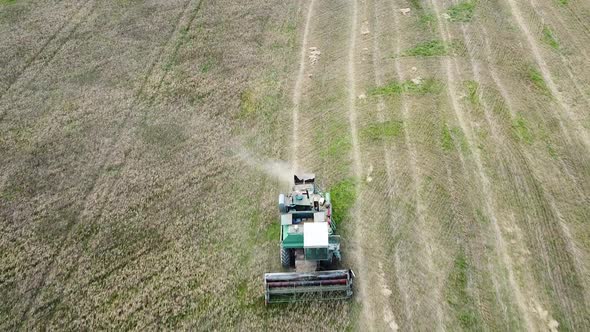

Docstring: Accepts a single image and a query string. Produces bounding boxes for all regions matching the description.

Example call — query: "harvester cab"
[263,174,355,304]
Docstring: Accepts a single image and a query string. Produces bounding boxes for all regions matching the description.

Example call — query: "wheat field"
[1,0,589,330]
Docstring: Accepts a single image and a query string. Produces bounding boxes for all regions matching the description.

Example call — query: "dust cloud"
[236,149,303,188]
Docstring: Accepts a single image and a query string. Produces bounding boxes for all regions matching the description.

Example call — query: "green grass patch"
[512,115,533,144]
[403,40,448,57]
[4,125,33,148]
[319,128,352,175]
[475,127,488,150]
[475,209,490,224]
[452,127,470,153]
[330,179,356,226]
[105,164,122,176]
[418,13,436,31]
[441,125,470,153]
[344,299,364,331]
[72,67,100,85]
[409,0,423,10]
[236,279,248,308]
[447,1,477,22]
[442,126,454,151]
[369,82,403,95]
[527,67,551,96]
[401,40,465,57]
[361,120,403,141]
[200,57,216,73]
[0,184,22,201]
[542,26,560,50]
[492,101,510,120]
[265,221,281,241]
[140,122,187,150]
[557,0,568,4]
[446,250,482,329]
[450,252,468,295]
[458,127,469,154]
[464,80,480,106]
[162,24,191,71]
[321,131,352,159]
[546,141,558,158]
[238,81,284,121]
[411,79,444,94]
[369,78,443,96]
[239,89,257,116]
[0,0,26,24]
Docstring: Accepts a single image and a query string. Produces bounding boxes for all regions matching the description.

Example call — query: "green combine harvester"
[264,174,355,304]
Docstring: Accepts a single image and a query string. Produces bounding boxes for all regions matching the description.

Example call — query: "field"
[1,0,589,330]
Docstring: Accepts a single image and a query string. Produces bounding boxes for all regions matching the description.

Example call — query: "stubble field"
[1,0,589,330]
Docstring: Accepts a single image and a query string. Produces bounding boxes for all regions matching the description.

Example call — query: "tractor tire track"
[150,0,204,102]
[427,0,535,329]
[387,0,446,328]
[484,0,590,283]
[453,17,540,331]
[362,0,404,329]
[345,0,373,329]
[0,0,97,122]
[14,1,203,327]
[478,20,589,199]
[469,20,590,327]
[561,2,590,37]
[531,0,590,60]
[48,0,204,282]
[29,244,159,322]
[367,0,402,329]
[526,0,590,107]
[87,0,203,224]
[446,0,589,327]
[290,0,315,170]
[509,147,590,329]
[0,0,93,102]
[501,0,590,152]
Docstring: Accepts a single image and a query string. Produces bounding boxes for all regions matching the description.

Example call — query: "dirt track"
[1,0,589,330]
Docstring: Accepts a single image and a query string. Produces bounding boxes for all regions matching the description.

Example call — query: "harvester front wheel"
[280,246,292,268]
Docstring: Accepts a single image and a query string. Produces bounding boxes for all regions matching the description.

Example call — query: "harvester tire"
[280,246,292,268]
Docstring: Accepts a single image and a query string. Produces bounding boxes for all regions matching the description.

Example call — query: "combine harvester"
[264,174,355,304]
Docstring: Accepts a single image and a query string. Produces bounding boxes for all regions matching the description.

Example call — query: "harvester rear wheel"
[280,246,292,268]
